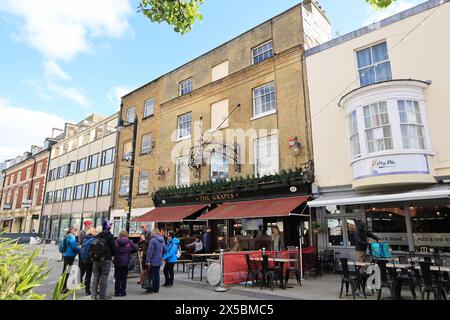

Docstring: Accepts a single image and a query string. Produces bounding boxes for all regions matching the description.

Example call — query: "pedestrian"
[80,226,97,296]
[354,221,380,262]
[78,220,93,283]
[146,229,166,294]
[139,224,151,287]
[202,227,213,254]
[60,226,80,293]
[113,230,138,297]
[231,236,242,252]
[271,226,285,251]
[163,231,180,288]
[90,220,115,300]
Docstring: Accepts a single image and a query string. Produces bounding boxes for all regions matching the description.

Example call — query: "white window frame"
[348,110,361,158]
[252,82,276,118]
[98,179,112,196]
[363,101,393,154]
[73,185,83,200]
[175,157,190,187]
[356,41,392,87]
[177,112,192,140]
[144,99,155,118]
[119,176,130,195]
[253,135,279,177]
[126,107,136,123]
[210,148,229,183]
[138,171,150,194]
[141,134,153,154]
[398,100,426,150]
[252,40,273,64]
[84,182,96,199]
[179,78,193,96]
[123,141,132,160]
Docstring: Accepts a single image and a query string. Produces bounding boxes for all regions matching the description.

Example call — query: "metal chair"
[339,258,365,300]
[244,254,260,288]
[375,259,396,300]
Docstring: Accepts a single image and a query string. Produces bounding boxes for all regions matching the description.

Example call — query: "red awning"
[131,204,209,223]
[199,195,311,220]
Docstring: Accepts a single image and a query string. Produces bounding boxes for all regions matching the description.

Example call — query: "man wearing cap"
[78,220,93,283]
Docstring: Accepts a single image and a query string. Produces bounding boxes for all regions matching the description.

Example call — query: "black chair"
[339,258,365,300]
[260,254,280,291]
[303,253,320,279]
[376,260,396,300]
[392,258,417,300]
[418,262,447,300]
[285,251,302,286]
[319,250,336,273]
[244,254,260,288]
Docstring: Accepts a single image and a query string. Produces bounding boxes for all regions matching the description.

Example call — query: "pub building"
[132,168,314,252]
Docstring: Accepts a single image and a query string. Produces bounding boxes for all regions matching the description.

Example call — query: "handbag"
[371,242,382,258]
[380,242,393,258]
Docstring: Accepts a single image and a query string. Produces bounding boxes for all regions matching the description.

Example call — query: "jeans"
[62,256,75,291]
[163,263,175,286]
[114,266,129,295]
[81,262,93,294]
[149,266,161,293]
[79,258,85,282]
[91,260,112,299]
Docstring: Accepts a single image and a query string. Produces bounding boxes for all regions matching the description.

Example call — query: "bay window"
[348,110,361,158]
[363,101,393,153]
[398,100,425,149]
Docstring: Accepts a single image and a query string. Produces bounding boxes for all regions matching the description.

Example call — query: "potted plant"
[311,221,323,234]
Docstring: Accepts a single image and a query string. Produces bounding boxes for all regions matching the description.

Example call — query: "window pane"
[144,99,154,118]
[359,67,375,86]
[371,42,389,63]
[327,219,344,246]
[138,172,149,194]
[253,41,273,64]
[211,149,229,182]
[142,134,152,153]
[375,62,392,82]
[356,47,372,68]
[253,82,276,117]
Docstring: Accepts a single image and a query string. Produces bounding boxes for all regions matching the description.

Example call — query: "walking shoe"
[114,293,121,297]
[121,292,127,297]
[163,284,170,287]
[145,289,153,294]
[85,291,91,296]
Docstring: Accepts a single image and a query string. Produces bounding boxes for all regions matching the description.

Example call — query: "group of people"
[59,220,137,299]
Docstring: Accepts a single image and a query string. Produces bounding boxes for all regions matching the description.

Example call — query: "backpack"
[58,236,67,254]
[89,237,108,262]
[81,237,95,262]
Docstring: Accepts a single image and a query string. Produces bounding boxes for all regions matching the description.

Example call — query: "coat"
[163,237,180,263]
[114,237,137,267]
[96,230,115,261]
[355,222,380,252]
[146,234,166,267]
[63,234,80,257]
[202,232,213,253]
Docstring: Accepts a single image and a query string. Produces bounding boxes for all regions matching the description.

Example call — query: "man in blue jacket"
[163,231,180,287]
[146,229,166,293]
[61,226,80,292]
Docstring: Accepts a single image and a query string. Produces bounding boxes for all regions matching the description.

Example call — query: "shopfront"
[309,185,450,258]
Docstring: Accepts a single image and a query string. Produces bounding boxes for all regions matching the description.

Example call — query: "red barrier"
[223,247,317,285]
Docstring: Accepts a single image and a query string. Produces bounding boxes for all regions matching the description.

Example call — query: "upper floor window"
[68,161,76,175]
[53,189,62,203]
[254,135,279,177]
[119,176,130,195]
[45,191,53,204]
[179,78,193,96]
[141,134,153,154]
[126,107,136,123]
[144,99,154,118]
[398,100,425,150]
[85,182,97,199]
[26,167,32,179]
[177,112,192,139]
[253,82,276,117]
[348,111,361,158]
[138,171,149,194]
[101,147,115,165]
[252,41,273,64]
[363,102,393,153]
[175,157,190,187]
[63,187,72,202]
[356,42,392,87]
[77,158,87,173]
[88,153,99,170]
[37,163,43,176]
[98,179,112,196]
[211,148,229,183]
[73,185,83,200]
[123,141,132,160]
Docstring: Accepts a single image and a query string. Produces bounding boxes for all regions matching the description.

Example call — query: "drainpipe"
[38,150,52,239]
[404,204,415,253]
[0,169,6,210]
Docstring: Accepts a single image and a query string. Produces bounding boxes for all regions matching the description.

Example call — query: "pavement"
[28,244,415,300]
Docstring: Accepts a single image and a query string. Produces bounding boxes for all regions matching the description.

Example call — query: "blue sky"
[0,0,428,161]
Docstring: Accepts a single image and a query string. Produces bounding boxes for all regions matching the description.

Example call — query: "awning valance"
[199,195,311,220]
[130,204,209,223]
[307,187,450,208]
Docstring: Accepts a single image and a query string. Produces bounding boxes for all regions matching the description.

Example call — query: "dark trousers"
[114,266,129,295]
[81,262,93,294]
[79,258,85,282]
[149,266,161,293]
[163,263,175,285]
[62,256,75,291]
[91,260,112,299]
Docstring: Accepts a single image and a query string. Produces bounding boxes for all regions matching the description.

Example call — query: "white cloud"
[0,0,132,61]
[48,83,91,109]
[363,1,425,26]
[0,99,67,161]
[107,86,131,110]
[44,60,71,80]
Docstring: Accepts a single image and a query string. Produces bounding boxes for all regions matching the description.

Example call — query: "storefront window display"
[327,218,344,246]
[59,217,70,241]
[50,216,59,241]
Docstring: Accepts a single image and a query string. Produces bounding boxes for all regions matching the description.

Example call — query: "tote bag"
[371,242,382,258]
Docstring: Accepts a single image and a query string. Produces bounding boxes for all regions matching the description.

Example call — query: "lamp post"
[118,115,138,234]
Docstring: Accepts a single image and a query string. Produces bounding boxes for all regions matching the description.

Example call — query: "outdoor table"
[191,253,221,282]
[250,257,297,289]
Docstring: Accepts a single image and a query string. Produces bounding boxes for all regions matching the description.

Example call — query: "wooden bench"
[176,260,193,273]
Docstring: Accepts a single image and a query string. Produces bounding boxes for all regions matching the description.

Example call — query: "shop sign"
[195,193,238,202]
[375,232,450,247]
[353,154,429,180]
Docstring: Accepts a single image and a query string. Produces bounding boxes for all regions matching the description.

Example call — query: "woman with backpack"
[80,227,97,296]
[113,230,138,297]
[60,226,80,293]
[163,231,180,288]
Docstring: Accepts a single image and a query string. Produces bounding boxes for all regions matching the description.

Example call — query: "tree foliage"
[138,0,204,34]
[138,1,397,34]
[0,234,83,300]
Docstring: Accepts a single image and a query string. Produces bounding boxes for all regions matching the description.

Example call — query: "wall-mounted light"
[156,167,169,180]
[288,137,301,157]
